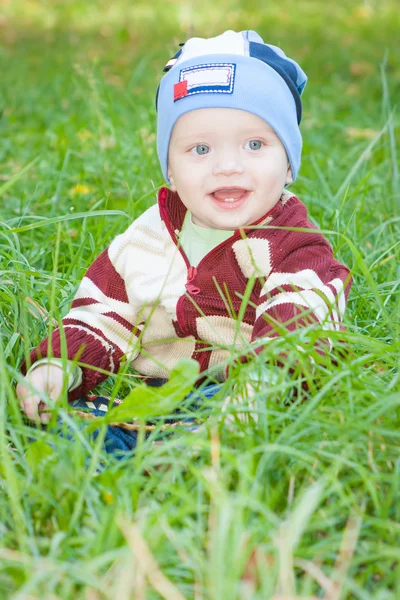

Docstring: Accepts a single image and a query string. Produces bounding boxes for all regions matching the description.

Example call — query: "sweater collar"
[157,186,297,234]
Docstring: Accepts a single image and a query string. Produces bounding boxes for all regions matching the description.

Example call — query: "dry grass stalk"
[294,558,336,596]
[120,519,187,600]
[25,296,58,327]
[330,513,363,600]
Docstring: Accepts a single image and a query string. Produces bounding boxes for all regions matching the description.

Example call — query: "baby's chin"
[210,213,257,230]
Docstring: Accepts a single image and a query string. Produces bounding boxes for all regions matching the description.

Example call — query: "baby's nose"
[212,149,244,176]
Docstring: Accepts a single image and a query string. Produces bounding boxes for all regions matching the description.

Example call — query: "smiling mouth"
[210,187,251,208]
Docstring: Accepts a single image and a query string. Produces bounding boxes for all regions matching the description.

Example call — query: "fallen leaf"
[345,84,360,96]
[352,5,373,19]
[350,61,374,76]
[346,127,379,140]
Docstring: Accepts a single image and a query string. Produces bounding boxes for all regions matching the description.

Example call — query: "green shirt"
[179,211,234,267]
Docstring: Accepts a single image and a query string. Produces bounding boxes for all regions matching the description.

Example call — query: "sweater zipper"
[159,200,204,295]
[161,218,201,334]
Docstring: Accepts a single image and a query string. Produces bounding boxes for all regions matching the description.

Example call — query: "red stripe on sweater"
[24,323,124,402]
[72,298,98,308]
[84,248,130,303]
[102,311,141,335]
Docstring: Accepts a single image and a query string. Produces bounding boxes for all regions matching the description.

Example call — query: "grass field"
[0,0,399,597]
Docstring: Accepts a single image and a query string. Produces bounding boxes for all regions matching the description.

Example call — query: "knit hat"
[156,30,307,183]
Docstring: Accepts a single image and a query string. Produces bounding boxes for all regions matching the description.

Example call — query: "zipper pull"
[186,266,200,295]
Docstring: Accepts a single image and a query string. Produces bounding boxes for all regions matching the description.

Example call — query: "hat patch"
[174,63,236,102]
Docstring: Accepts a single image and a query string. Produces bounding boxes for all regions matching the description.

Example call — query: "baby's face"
[167,108,292,230]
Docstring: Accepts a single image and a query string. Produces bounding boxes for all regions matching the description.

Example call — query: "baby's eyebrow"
[173,132,214,143]
[172,128,277,145]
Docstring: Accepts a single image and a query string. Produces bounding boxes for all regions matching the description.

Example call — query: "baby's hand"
[16,364,65,424]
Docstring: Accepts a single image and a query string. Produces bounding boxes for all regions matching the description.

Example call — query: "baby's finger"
[20,396,41,422]
[39,411,52,424]
[16,381,31,401]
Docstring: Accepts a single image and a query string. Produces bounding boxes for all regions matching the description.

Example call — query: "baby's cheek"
[272,170,288,189]
[261,172,280,191]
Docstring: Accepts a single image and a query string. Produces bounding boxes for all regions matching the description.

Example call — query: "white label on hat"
[179,63,236,97]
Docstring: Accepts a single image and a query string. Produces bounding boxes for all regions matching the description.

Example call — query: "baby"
[17,30,351,437]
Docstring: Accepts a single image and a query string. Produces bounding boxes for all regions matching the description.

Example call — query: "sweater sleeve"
[251,238,352,359]
[23,245,142,401]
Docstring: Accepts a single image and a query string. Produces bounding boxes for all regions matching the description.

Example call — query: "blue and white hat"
[156,30,307,183]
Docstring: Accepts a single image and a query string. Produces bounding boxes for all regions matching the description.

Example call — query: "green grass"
[0,0,399,597]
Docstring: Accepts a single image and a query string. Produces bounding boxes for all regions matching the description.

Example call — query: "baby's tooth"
[224,197,234,202]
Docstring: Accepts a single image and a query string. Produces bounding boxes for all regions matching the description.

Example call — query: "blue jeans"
[68,382,222,456]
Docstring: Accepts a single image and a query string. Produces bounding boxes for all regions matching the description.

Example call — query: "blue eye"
[246,140,263,151]
[191,144,210,155]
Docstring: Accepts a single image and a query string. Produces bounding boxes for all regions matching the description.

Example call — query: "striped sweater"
[26,187,352,400]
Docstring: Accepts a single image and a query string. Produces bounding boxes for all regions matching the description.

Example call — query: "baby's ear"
[167,167,177,191]
[285,165,293,186]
